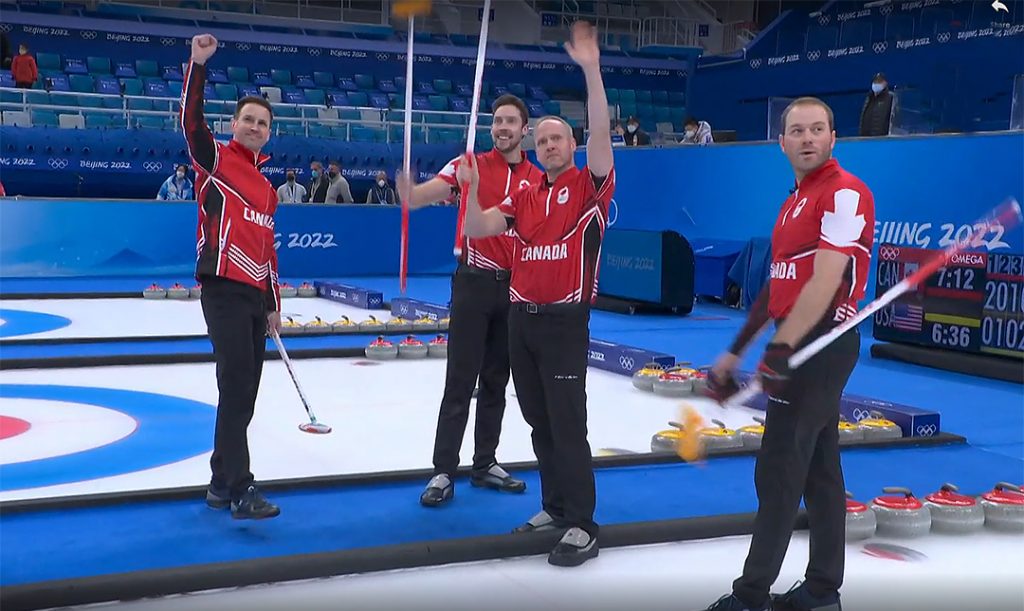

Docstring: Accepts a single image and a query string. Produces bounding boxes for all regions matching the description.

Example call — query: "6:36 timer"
[930,322,974,349]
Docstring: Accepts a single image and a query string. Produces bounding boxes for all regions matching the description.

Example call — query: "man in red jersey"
[184,34,281,520]
[460,21,614,568]
[702,97,875,611]
[397,94,544,507]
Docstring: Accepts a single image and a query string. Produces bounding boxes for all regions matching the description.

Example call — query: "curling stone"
[699,419,743,452]
[924,482,984,534]
[296,281,317,298]
[979,482,1024,532]
[303,316,331,334]
[385,316,413,334]
[331,316,359,333]
[428,334,448,358]
[650,427,682,454]
[871,487,931,538]
[689,369,709,395]
[358,316,387,334]
[858,411,903,441]
[166,282,189,299]
[412,316,438,332]
[142,283,166,299]
[280,316,304,336]
[737,417,765,450]
[651,368,698,397]
[397,335,428,359]
[189,284,202,299]
[631,362,665,392]
[279,282,298,298]
[365,336,398,360]
[845,491,877,541]
[438,317,450,331]
[838,416,864,445]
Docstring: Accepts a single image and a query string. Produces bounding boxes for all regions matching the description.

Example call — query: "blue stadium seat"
[227,66,249,83]
[388,93,404,109]
[68,75,94,93]
[275,106,299,118]
[619,89,636,104]
[1,89,21,103]
[492,84,508,97]
[449,97,469,113]
[120,78,143,96]
[338,77,358,91]
[65,58,88,75]
[238,84,260,98]
[207,68,229,84]
[652,90,668,104]
[428,95,448,111]
[456,83,473,97]
[85,112,115,128]
[508,83,527,98]
[96,76,120,95]
[476,130,493,150]
[417,81,436,95]
[127,98,153,111]
[351,126,377,142]
[378,79,398,94]
[252,72,273,86]
[370,93,390,109]
[46,74,71,92]
[145,81,171,98]
[25,90,49,105]
[314,71,334,88]
[330,125,348,139]
[304,89,326,106]
[443,113,464,125]
[329,92,351,106]
[87,56,111,74]
[295,74,315,89]
[31,110,59,127]
[619,102,637,118]
[606,88,620,103]
[636,90,652,103]
[348,91,369,107]
[114,62,137,78]
[636,103,654,118]
[354,74,375,90]
[529,85,549,101]
[0,72,14,88]
[527,101,544,117]
[284,90,305,104]
[135,59,159,77]
[215,84,238,101]
[339,109,361,121]
[433,79,453,94]
[203,82,216,99]
[412,95,430,111]
[668,91,685,104]
[37,52,61,72]
[543,100,561,115]
[102,96,122,109]
[135,116,166,130]
[670,107,686,122]
[271,69,292,86]
[655,106,672,123]
[308,124,331,139]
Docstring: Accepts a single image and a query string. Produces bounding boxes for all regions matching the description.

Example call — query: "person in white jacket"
[156,164,195,200]
[277,169,307,203]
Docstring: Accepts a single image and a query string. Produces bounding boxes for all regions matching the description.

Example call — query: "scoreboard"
[872,245,1024,359]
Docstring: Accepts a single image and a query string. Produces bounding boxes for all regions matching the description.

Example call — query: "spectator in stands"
[681,117,714,145]
[325,160,354,204]
[623,116,650,146]
[859,72,893,137]
[307,161,329,203]
[156,164,194,201]
[277,169,306,204]
[366,171,397,205]
[10,43,38,90]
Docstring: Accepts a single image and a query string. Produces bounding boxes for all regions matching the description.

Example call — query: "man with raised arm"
[459,20,615,567]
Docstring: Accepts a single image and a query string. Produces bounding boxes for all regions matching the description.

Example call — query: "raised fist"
[191,34,218,65]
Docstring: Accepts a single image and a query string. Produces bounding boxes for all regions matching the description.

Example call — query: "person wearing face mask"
[307,161,329,203]
[10,42,38,90]
[681,117,714,145]
[858,72,893,137]
[277,169,307,204]
[325,161,354,204]
[623,116,650,146]
[365,171,397,205]
[157,164,195,201]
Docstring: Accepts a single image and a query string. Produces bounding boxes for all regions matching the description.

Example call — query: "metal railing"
[638,17,701,49]
[0,87,494,144]
[99,0,390,25]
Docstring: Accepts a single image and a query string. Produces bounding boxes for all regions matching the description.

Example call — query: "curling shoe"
[420,473,454,507]
[512,509,567,533]
[771,582,841,611]
[701,594,770,611]
[205,483,230,510]
[547,527,598,567]
[470,463,526,493]
[231,485,280,520]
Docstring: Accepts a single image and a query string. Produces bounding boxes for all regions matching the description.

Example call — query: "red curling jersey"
[437,149,543,271]
[769,158,875,322]
[498,165,616,304]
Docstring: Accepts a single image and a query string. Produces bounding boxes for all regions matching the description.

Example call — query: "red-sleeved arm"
[180,61,218,174]
[29,57,38,82]
[265,246,281,312]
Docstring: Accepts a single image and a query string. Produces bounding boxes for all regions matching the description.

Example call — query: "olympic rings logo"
[0,24,12,33]
[236,43,250,51]
[161,38,177,46]
[937,32,950,43]
[80,30,97,39]
[817,14,830,25]
[750,59,762,69]
[377,53,389,61]
[308,48,321,56]
[880,4,893,15]
[619,356,635,371]
[143,162,163,172]
[441,57,454,65]
[916,424,937,436]
[873,42,888,54]
[48,158,69,169]
[851,408,871,422]
[606,198,619,228]
[368,297,382,307]
[807,50,821,61]
[398,303,409,316]
[879,246,901,261]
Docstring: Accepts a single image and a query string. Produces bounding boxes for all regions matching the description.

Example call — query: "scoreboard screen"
[872,245,1024,359]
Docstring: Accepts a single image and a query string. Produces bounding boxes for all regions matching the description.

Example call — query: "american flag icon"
[892,302,924,331]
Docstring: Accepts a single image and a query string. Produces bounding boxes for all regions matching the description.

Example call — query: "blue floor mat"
[2,444,1019,587]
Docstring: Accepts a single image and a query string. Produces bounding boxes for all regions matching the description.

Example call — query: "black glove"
[703,369,740,405]
[757,342,794,398]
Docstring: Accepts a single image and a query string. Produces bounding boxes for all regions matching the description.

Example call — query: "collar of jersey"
[795,157,839,190]
[542,165,580,189]
[483,147,527,167]
[227,138,271,167]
